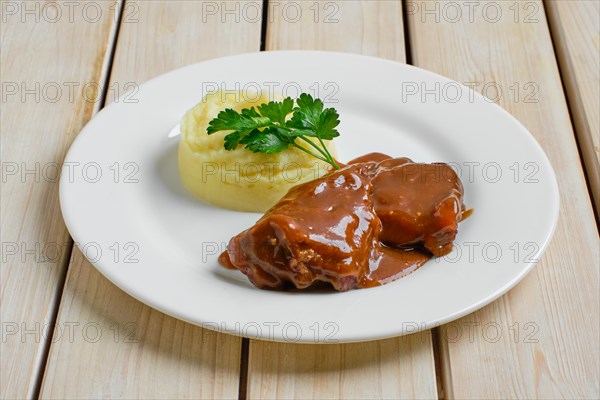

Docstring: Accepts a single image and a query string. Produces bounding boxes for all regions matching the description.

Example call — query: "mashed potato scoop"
[179,91,337,212]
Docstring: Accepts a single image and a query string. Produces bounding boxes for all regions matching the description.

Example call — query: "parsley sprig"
[206,93,341,169]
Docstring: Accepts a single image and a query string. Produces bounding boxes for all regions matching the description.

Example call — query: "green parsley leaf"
[242,127,293,154]
[257,97,294,125]
[223,128,256,150]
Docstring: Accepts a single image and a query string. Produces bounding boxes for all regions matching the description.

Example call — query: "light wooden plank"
[39,1,262,398]
[249,335,436,399]
[406,0,600,398]
[247,2,438,399]
[265,0,406,59]
[0,2,117,398]
[545,0,600,213]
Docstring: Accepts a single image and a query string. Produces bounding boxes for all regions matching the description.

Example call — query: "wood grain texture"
[266,0,406,58]
[545,0,600,213]
[247,2,438,399]
[39,1,262,398]
[40,249,242,399]
[0,2,117,398]
[407,0,600,398]
[249,334,437,400]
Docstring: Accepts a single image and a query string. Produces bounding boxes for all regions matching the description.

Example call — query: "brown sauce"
[218,153,467,291]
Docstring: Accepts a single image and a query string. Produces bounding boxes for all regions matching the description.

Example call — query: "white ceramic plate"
[60,51,559,343]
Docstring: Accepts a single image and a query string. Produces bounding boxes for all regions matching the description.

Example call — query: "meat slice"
[219,163,381,291]
[370,158,464,256]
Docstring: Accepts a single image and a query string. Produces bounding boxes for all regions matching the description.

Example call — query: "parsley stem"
[291,143,330,164]
[296,137,339,169]
[317,137,340,169]
[297,136,330,159]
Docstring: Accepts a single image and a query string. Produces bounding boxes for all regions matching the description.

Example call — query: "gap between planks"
[239,1,269,398]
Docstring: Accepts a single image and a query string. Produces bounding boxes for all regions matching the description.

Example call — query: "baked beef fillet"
[220,163,381,291]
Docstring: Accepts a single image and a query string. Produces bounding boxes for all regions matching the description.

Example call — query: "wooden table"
[2,1,598,398]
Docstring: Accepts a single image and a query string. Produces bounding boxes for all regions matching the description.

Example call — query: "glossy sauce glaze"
[361,155,465,256]
[219,153,467,291]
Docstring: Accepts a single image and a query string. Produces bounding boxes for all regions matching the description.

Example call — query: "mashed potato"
[179,91,337,212]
